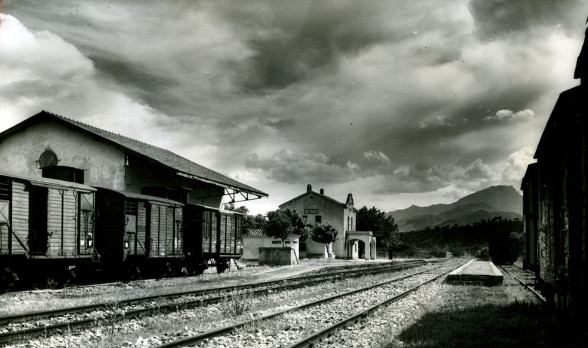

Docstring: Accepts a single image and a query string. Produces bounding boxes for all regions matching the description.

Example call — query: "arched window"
[38,147,59,168]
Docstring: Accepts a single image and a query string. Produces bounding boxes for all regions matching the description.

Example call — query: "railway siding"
[0,261,428,345]
[0,258,567,347]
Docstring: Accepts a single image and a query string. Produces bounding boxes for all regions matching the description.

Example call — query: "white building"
[279,185,376,260]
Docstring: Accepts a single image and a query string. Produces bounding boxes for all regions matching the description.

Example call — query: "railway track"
[499,264,546,303]
[152,259,464,348]
[0,260,427,345]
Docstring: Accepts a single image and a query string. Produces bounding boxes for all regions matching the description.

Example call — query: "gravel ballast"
[1,258,570,347]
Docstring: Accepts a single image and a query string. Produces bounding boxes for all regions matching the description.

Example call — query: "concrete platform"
[446,259,503,285]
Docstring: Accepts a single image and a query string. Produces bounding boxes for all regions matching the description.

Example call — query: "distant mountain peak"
[390,185,522,232]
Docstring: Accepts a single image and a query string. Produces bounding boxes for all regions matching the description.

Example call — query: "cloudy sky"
[1,1,587,215]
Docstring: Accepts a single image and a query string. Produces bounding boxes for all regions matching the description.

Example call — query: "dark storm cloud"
[2,0,587,214]
[245,150,354,184]
[374,157,496,195]
[469,0,583,39]
[212,1,405,92]
[265,118,296,130]
[89,55,180,106]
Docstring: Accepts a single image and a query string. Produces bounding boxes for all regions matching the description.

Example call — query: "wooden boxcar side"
[526,83,588,333]
[183,204,243,273]
[218,211,243,258]
[148,203,183,258]
[0,172,97,288]
[95,188,184,279]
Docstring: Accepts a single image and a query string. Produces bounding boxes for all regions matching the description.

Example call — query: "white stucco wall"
[0,119,227,209]
[242,235,300,260]
[0,120,126,190]
[280,189,355,258]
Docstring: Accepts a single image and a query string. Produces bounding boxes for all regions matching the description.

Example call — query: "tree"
[311,221,338,258]
[356,206,402,259]
[242,214,267,235]
[264,208,308,246]
[224,204,266,235]
[284,208,309,242]
[224,203,250,215]
[382,232,403,260]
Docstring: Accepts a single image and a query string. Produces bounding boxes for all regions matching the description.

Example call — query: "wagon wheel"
[47,266,77,289]
[0,267,17,293]
[215,258,229,274]
[192,263,207,275]
[125,263,142,281]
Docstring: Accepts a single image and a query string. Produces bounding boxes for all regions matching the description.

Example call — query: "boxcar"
[0,171,97,290]
[1,173,246,289]
[94,188,184,279]
[489,237,519,265]
[522,54,588,341]
[184,204,243,273]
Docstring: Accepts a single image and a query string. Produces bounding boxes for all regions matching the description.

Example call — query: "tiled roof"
[3,111,267,198]
[279,190,346,209]
[244,228,300,239]
[246,228,265,237]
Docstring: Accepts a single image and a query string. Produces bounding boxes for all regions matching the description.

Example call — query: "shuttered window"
[125,200,138,216]
[0,178,10,200]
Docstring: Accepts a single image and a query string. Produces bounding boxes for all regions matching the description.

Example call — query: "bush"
[449,247,465,257]
[404,243,418,257]
[430,245,446,258]
[218,289,254,317]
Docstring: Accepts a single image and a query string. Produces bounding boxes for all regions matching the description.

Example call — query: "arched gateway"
[346,231,376,260]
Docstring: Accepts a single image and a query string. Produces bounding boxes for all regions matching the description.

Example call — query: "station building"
[0,110,268,277]
[279,185,376,260]
[0,111,267,208]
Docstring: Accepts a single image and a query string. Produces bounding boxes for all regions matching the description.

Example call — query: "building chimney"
[320,188,324,195]
[307,184,312,192]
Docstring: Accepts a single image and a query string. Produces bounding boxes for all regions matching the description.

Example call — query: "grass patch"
[218,289,254,317]
[394,302,574,348]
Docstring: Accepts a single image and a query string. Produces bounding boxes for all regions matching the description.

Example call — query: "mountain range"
[390,185,523,232]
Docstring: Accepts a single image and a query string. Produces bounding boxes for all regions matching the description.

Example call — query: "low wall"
[259,247,299,266]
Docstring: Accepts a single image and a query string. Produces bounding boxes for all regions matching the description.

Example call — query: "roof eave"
[177,171,268,199]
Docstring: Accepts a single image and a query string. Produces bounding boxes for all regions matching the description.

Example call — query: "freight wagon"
[521,24,588,337]
[0,171,97,290]
[94,188,185,280]
[488,237,519,265]
[0,171,245,290]
[184,204,243,274]
[523,86,588,316]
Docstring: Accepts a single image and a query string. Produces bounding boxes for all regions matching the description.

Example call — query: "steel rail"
[287,265,459,348]
[0,260,424,326]
[153,264,446,348]
[499,265,546,303]
[508,263,535,275]
[0,261,427,344]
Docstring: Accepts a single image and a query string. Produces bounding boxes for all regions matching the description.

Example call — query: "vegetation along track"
[0,260,427,345]
[499,264,546,303]
[152,259,464,348]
